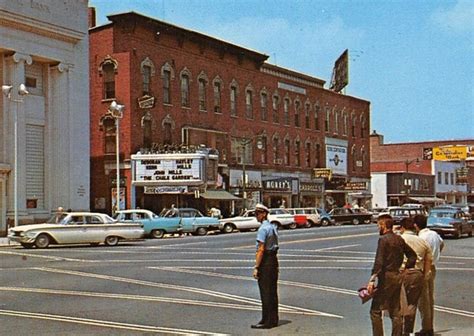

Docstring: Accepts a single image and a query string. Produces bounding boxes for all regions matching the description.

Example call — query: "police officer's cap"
[255,203,270,213]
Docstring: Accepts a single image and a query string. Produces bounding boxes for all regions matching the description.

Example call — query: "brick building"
[370,131,474,207]
[89,11,371,216]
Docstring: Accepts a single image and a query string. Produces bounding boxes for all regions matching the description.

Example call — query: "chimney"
[88,7,96,28]
[370,130,384,145]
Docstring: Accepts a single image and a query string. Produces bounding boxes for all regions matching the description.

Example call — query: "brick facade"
[89,12,371,215]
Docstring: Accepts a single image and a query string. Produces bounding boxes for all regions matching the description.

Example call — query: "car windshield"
[47,213,69,224]
[430,211,455,218]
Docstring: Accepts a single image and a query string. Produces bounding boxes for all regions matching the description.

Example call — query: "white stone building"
[0,0,90,234]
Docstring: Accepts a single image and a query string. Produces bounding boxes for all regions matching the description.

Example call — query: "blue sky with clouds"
[89,0,473,144]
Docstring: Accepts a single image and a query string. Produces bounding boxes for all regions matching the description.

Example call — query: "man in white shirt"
[414,214,444,336]
[399,218,432,336]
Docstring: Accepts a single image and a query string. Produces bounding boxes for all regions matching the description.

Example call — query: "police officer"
[251,203,279,329]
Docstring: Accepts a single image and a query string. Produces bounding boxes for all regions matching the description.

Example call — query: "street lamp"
[238,135,264,210]
[404,158,420,172]
[108,100,124,214]
[2,84,29,227]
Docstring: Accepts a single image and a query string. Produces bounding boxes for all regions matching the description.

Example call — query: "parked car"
[8,212,144,248]
[315,208,336,226]
[218,210,261,233]
[388,207,427,226]
[328,207,372,225]
[158,207,220,236]
[427,207,473,239]
[268,208,297,229]
[286,208,311,228]
[371,207,388,223]
[115,209,180,238]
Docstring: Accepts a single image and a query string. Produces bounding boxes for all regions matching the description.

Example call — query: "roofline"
[105,11,269,63]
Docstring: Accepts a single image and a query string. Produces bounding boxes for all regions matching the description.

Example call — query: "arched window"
[161,62,175,104]
[272,135,280,163]
[230,79,239,117]
[180,68,191,107]
[284,137,291,165]
[141,113,152,149]
[343,110,348,136]
[334,107,339,135]
[283,97,290,125]
[315,143,321,168]
[259,135,268,164]
[213,76,223,113]
[305,140,311,167]
[99,57,118,100]
[314,101,320,131]
[198,72,208,111]
[272,92,280,123]
[103,117,116,153]
[351,112,356,137]
[245,84,254,119]
[352,145,357,171]
[360,114,366,138]
[294,138,301,166]
[294,98,301,127]
[260,89,268,121]
[304,101,311,129]
[325,105,331,132]
[141,57,155,96]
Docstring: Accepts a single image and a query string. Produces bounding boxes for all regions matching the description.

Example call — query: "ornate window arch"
[197,71,208,111]
[260,87,269,121]
[245,83,254,119]
[161,62,175,104]
[213,75,223,113]
[229,79,239,117]
[283,94,291,126]
[272,90,280,123]
[294,97,301,127]
[162,114,176,145]
[141,57,155,96]
[314,100,321,131]
[180,67,192,107]
[99,56,118,100]
[141,111,153,149]
[272,133,280,163]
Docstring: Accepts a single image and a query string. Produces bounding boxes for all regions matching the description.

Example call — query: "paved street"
[1,225,473,335]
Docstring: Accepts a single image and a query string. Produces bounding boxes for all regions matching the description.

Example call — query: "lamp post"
[238,135,264,210]
[108,101,124,214]
[404,158,420,172]
[2,84,29,228]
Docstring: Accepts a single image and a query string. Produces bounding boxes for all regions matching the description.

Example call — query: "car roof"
[117,209,155,214]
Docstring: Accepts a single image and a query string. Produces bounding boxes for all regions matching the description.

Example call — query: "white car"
[269,208,297,229]
[219,210,261,233]
[8,212,144,248]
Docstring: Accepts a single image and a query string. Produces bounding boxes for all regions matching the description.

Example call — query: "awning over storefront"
[408,197,445,203]
[200,190,241,200]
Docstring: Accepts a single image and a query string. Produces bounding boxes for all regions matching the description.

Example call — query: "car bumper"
[428,226,457,235]
[7,235,35,244]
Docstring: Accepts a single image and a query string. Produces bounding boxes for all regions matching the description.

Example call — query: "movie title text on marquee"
[134,158,203,184]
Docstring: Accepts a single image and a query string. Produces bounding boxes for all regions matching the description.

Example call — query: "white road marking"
[32,267,341,318]
[434,305,474,318]
[0,309,228,335]
[0,250,86,262]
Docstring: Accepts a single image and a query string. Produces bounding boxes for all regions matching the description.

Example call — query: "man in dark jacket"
[367,214,417,336]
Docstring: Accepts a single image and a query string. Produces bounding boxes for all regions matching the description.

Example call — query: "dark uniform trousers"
[401,269,424,335]
[258,251,279,326]
[370,271,403,336]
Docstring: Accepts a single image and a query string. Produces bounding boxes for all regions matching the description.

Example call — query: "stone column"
[5,52,32,223]
[49,62,71,210]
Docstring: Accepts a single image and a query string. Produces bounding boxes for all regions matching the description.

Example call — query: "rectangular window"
[444,172,449,184]
[181,75,190,107]
[450,172,454,185]
[163,70,171,104]
[314,106,320,130]
[214,82,221,113]
[343,115,348,135]
[199,79,207,111]
[325,107,330,132]
[142,65,151,95]
[437,171,442,184]
[260,137,267,164]
[245,90,253,119]
[260,92,268,121]
[230,86,237,117]
[305,142,311,167]
[103,63,115,100]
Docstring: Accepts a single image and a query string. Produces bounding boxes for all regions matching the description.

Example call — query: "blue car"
[427,207,472,239]
[115,208,220,238]
[316,208,336,226]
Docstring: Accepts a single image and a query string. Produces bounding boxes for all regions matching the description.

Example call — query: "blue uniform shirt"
[256,219,279,251]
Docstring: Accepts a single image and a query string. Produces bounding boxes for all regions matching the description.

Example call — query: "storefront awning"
[408,196,445,203]
[200,190,241,200]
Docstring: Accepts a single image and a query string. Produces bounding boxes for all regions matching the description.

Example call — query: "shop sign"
[326,144,347,175]
[344,182,367,191]
[433,146,467,161]
[455,167,468,184]
[138,95,155,109]
[325,177,346,191]
[263,178,292,192]
[144,186,188,194]
[132,153,204,185]
[312,168,332,180]
[300,182,323,193]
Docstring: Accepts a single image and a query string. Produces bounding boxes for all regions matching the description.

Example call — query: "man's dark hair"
[401,217,416,231]
[413,214,427,229]
[378,214,394,229]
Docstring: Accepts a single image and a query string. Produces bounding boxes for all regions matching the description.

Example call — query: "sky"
[89,0,473,144]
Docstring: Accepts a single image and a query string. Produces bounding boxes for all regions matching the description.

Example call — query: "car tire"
[454,228,461,239]
[352,218,360,225]
[222,224,234,234]
[288,222,297,230]
[320,218,329,226]
[104,236,119,246]
[35,233,50,249]
[195,227,207,236]
[150,229,165,239]
[304,221,312,228]
[21,243,34,249]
